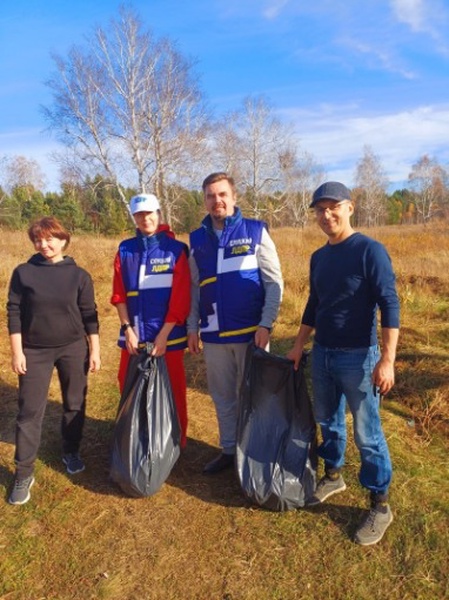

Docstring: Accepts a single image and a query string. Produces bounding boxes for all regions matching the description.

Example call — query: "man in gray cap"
[288,181,400,546]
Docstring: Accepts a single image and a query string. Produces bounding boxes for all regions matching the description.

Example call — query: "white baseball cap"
[129,193,161,214]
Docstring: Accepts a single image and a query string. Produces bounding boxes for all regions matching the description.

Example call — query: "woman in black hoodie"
[7,216,100,505]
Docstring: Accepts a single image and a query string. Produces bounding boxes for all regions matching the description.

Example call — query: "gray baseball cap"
[310,181,351,208]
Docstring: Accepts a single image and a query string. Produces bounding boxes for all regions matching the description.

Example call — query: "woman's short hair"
[28,216,71,249]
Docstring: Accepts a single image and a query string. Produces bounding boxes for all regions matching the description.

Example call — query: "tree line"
[1,7,448,235]
[1,152,448,236]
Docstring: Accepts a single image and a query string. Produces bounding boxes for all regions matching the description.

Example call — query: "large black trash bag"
[110,349,181,497]
[236,345,317,511]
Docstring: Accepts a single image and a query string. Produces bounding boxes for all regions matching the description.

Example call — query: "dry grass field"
[0,224,448,600]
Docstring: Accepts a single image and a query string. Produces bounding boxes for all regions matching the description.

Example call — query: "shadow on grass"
[303,501,368,542]
[0,377,248,507]
[74,433,248,508]
[0,377,121,500]
[167,438,250,508]
[1,373,323,512]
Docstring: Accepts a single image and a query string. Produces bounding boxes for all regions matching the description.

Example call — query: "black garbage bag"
[110,349,181,497]
[236,345,317,511]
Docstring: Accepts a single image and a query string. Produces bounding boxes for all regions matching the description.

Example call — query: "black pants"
[15,338,89,478]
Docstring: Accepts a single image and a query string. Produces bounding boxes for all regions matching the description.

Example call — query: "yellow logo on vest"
[231,244,251,255]
[151,264,170,273]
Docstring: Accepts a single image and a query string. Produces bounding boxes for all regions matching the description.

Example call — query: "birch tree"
[354,146,388,227]
[279,148,325,227]
[1,155,46,198]
[408,155,448,223]
[214,96,294,220]
[43,7,209,225]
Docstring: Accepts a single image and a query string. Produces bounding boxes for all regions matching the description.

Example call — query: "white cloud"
[341,39,416,79]
[391,0,427,31]
[390,0,449,54]
[281,103,449,187]
[263,0,290,19]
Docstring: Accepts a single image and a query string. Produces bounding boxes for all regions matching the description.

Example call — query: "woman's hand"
[125,327,139,355]
[11,351,27,375]
[89,350,101,373]
[152,330,169,357]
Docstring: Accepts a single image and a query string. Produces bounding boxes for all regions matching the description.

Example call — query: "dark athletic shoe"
[63,453,85,475]
[8,475,35,505]
[203,453,235,474]
[307,474,347,506]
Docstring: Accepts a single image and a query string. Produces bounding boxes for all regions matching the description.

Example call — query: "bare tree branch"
[354,145,389,227]
[408,155,448,223]
[42,7,209,225]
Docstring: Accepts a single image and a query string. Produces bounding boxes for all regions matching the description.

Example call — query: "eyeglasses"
[314,201,350,216]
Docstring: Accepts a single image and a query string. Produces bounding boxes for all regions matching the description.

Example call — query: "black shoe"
[203,453,235,474]
[62,453,85,475]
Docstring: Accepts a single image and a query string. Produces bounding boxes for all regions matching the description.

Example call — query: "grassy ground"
[0,225,448,600]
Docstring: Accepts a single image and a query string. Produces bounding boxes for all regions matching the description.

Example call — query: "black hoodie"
[7,254,99,348]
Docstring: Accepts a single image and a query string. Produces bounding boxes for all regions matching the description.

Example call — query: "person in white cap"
[287,181,400,546]
[110,193,190,447]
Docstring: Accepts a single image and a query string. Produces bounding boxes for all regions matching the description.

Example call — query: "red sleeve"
[110,252,127,305]
[165,249,191,324]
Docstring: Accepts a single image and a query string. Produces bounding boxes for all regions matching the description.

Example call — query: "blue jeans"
[311,343,392,495]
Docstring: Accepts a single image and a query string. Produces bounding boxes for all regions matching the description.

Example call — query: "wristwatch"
[122,322,132,331]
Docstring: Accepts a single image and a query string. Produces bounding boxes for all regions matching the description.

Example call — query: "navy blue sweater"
[301,232,399,348]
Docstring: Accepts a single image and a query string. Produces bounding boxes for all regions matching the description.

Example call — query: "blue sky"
[1,0,449,191]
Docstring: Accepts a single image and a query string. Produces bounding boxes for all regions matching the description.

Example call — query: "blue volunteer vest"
[190,208,266,344]
[117,232,188,350]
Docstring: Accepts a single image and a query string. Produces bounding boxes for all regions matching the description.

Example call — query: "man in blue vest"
[188,172,283,474]
[287,181,400,546]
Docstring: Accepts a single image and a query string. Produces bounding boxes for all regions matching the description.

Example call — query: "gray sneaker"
[63,453,85,474]
[354,504,393,546]
[307,474,347,506]
[8,475,35,505]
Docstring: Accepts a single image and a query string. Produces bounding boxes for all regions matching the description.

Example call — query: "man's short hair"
[202,172,237,195]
